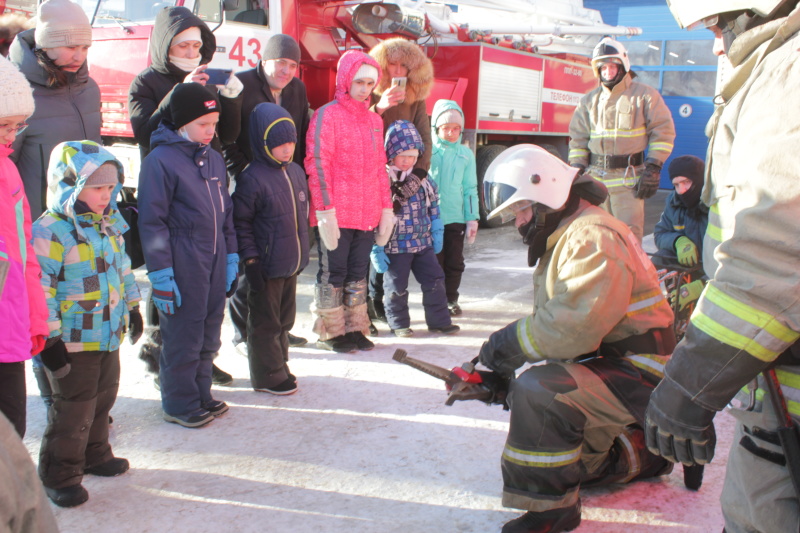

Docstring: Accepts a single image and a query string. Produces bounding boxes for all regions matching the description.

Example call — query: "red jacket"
[305,50,391,230]
[0,144,48,362]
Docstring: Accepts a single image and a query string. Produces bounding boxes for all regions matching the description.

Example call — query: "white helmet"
[591,37,630,76]
[666,0,789,29]
[483,145,579,222]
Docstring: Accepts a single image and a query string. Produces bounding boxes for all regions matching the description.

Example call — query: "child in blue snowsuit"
[232,103,309,395]
[138,83,238,429]
[370,120,458,337]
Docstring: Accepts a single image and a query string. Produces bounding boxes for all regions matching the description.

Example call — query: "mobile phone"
[206,68,233,85]
[391,77,407,90]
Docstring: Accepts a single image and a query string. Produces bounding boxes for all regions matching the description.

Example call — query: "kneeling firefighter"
[477,145,676,533]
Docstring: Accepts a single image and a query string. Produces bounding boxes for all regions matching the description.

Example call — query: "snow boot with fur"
[344,280,374,351]
[312,284,357,353]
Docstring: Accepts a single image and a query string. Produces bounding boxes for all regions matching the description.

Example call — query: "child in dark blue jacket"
[138,83,239,429]
[232,103,309,395]
[371,120,458,337]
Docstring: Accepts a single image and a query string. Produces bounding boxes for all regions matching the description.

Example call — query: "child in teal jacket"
[429,100,479,316]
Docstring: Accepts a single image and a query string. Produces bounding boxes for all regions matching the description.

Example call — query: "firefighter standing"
[646,2,800,532]
[568,38,676,242]
[479,145,676,533]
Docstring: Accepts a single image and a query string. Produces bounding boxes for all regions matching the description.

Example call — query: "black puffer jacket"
[232,103,309,279]
[223,62,309,178]
[128,6,240,159]
[9,29,101,219]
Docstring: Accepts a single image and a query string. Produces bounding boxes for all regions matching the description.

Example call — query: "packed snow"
[22,222,733,532]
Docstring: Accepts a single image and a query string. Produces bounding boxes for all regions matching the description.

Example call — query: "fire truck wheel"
[476,144,509,229]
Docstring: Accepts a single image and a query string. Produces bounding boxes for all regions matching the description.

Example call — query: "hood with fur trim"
[369,37,433,103]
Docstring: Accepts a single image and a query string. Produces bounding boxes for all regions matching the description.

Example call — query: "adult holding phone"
[224,34,312,355]
[128,6,243,387]
[366,37,434,329]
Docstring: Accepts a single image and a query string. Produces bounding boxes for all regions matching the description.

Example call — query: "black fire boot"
[501,501,581,533]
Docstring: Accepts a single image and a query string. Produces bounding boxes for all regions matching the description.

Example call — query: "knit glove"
[316,208,340,251]
[431,217,444,254]
[465,220,479,245]
[391,169,425,213]
[226,253,240,296]
[148,267,181,315]
[670,279,704,312]
[675,236,699,266]
[218,73,243,98]
[244,259,265,293]
[375,208,396,247]
[634,162,662,199]
[41,339,71,379]
[128,307,144,345]
[370,245,390,274]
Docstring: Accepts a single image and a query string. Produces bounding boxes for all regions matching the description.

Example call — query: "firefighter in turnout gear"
[479,145,676,533]
[568,37,676,242]
[646,2,800,532]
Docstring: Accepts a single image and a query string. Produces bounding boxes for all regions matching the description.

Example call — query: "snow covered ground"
[22,222,734,532]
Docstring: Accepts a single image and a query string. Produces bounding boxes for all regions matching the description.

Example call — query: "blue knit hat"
[385,120,424,162]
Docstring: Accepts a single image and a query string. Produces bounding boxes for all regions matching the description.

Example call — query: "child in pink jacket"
[0,55,48,438]
[305,50,393,354]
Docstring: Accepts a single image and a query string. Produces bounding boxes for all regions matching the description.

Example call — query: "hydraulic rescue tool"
[392,349,508,408]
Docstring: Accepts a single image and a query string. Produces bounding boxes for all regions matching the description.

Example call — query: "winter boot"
[312,284,357,353]
[45,484,89,508]
[447,300,462,316]
[367,296,387,323]
[85,457,130,477]
[288,333,308,347]
[345,280,374,351]
[501,501,581,533]
[211,363,234,386]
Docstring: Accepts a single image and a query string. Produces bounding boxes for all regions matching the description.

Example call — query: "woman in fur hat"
[367,37,435,329]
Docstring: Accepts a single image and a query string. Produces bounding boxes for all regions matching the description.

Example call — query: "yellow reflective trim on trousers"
[627,288,667,316]
[591,127,646,139]
[503,444,582,468]
[693,285,800,362]
[626,353,668,379]
[594,176,631,188]
[516,316,544,361]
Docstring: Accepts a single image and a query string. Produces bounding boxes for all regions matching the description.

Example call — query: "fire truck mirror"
[352,2,425,38]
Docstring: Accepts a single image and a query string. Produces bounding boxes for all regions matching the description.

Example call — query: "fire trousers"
[589,165,645,243]
[502,354,670,512]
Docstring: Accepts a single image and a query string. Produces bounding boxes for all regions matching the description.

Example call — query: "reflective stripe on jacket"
[568,74,675,177]
[516,203,674,361]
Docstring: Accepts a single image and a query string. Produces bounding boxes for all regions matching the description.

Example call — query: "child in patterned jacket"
[370,120,459,337]
[32,140,142,508]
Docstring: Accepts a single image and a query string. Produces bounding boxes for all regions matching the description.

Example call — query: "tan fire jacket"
[568,74,675,168]
[516,203,674,360]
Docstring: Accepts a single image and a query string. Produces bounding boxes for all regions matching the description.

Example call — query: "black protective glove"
[477,319,529,378]
[476,370,510,410]
[645,375,717,466]
[635,162,662,199]
[128,307,144,345]
[40,339,71,379]
[244,259,265,293]
[571,163,586,177]
[226,276,239,298]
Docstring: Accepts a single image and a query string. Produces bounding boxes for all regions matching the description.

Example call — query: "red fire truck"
[44,0,641,224]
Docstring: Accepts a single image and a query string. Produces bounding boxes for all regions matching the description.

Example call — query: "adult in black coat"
[128,6,242,160]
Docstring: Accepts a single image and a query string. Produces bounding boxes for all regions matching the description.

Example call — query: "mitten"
[316,208,340,251]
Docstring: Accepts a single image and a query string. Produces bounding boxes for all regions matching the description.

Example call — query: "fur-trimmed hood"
[369,37,433,103]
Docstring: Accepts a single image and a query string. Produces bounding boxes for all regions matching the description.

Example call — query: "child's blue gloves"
[370,245,390,274]
[431,217,444,254]
[226,253,240,297]
[148,267,181,315]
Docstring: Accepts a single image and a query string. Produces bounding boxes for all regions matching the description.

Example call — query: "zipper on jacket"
[216,180,225,212]
[204,180,218,255]
[283,168,302,274]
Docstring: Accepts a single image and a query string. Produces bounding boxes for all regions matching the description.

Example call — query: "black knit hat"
[261,34,301,62]
[668,155,704,186]
[169,82,220,129]
[668,155,705,209]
